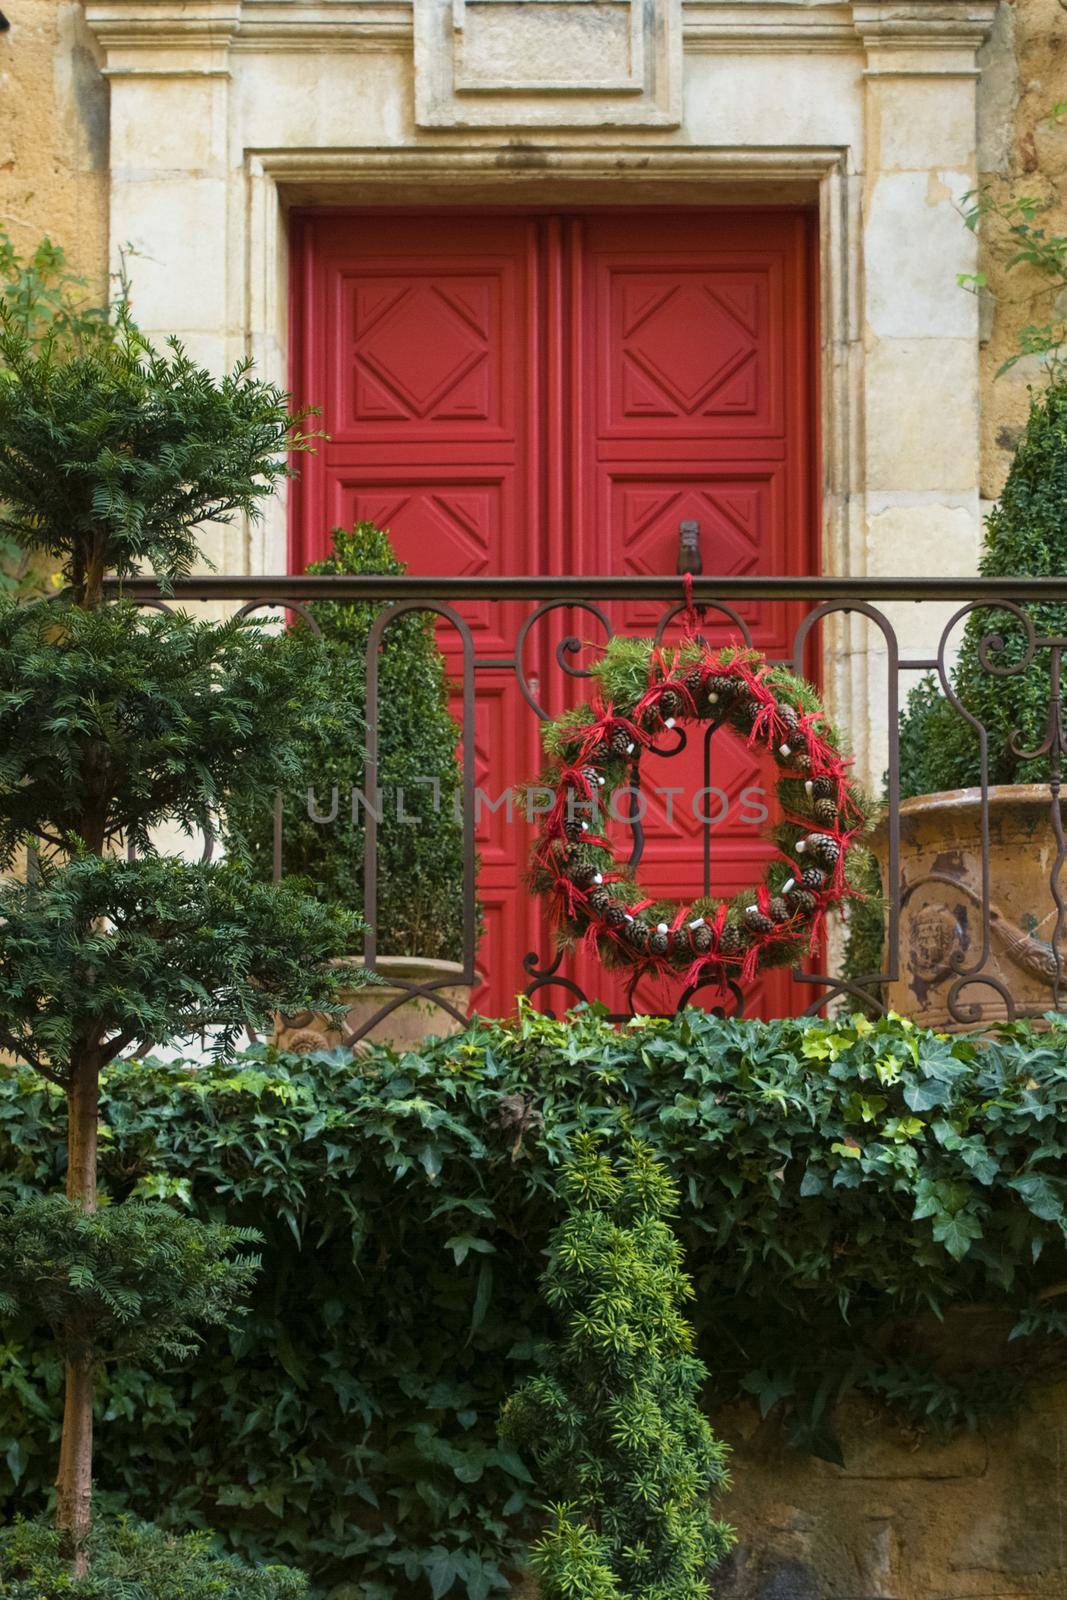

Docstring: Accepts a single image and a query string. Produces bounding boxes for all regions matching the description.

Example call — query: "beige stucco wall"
[0,3,108,299]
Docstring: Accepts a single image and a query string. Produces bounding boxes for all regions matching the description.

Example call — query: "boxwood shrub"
[898,377,1067,797]
[223,524,468,963]
[1,1006,1066,1598]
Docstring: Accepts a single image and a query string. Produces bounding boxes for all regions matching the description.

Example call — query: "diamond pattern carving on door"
[619,277,759,418]
[604,263,779,438]
[292,208,818,1021]
[352,280,495,424]
[338,488,496,578]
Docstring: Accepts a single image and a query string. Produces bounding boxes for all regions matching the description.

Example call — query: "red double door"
[291,209,819,1019]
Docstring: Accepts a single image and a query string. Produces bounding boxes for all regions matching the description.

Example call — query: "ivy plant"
[1,1006,1065,1597]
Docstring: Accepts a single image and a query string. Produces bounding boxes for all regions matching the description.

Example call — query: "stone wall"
[715,1378,1067,1600]
[0,3,108,298]
[978,0,1067,505]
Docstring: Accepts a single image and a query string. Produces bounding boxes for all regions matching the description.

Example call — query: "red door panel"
[291,216,545,1015]
[569,212,818,1018]
[291,209,818,1021]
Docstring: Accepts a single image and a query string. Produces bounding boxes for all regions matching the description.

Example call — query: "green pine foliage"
[899,379,1067,795]
[0,599,332,866]
[0,308,316,602]
[0,1519,308,1599]
[500,1137,733,1600]
[0,1199,260,1366]
[0,230,117,602]
[0,856,361,1072]
[225,524,467,961]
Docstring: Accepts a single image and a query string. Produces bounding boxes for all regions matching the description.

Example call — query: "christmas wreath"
[528,619,875,992]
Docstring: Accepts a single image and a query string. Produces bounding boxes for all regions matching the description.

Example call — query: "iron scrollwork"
[103,574,1067,1035]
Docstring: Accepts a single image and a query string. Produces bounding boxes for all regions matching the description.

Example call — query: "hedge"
[1,1006,1066,1597]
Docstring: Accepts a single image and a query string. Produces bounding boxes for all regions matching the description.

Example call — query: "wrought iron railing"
[110,573,1067,1038]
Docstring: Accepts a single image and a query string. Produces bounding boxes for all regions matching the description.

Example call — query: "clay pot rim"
[895,784,1063,819]
[332,953,470,982]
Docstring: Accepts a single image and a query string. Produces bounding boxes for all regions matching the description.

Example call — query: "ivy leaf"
[740,1369,795,1418]
[419,1144,442,1182]
[445,1235,496,1267]
[931,1211,983,1261]
[1008,1172,1064,1222]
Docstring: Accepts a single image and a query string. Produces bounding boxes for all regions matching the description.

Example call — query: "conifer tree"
[899,379,1067,794]
[0,308,362,1571]
[500,1136,733,1600]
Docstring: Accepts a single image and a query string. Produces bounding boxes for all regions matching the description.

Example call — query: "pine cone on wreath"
[587,885,613,914]
[690,920,713,954]
[626,920,651,953]
[605,902,629,928]
[785,885,818,916]
[801,833,841,870]
[563,816,586,843]
[569,862,600,889]
[744,905,775,935]
[801,866,826,892]
[684,667,708,706]
[608,727,635,759]
[733,695,763,730]
[814,797,838,825]
[768,895,790,924]
[657,685,683,722]
[718,923,746,958]
[810,775,837,803]
[648,925,670,955]
[705,674,742,711]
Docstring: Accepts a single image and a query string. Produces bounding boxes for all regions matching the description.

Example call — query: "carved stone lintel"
[414,0,683,129]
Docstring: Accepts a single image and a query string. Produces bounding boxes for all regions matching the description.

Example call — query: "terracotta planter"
[275,956,474,1055]
[872,785,1066,1031]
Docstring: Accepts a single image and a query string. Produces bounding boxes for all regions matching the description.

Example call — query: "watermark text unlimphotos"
[303,783,770,828]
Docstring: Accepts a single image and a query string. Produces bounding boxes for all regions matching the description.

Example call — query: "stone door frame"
[84,0,998,780]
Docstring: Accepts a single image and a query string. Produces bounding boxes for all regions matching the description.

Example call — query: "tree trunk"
[65,1055,99,1211]
[56,1053,100,1574]
[55,1355,95,1578]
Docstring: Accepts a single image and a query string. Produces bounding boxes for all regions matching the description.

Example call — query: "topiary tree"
[0,229,119,602]
[499,1135,733,1600]
[899,379,1067,796]
[225,523,467,962]
[0,305,365,1574]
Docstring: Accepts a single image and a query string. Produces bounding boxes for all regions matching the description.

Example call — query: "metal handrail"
[105,575,1067,603]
